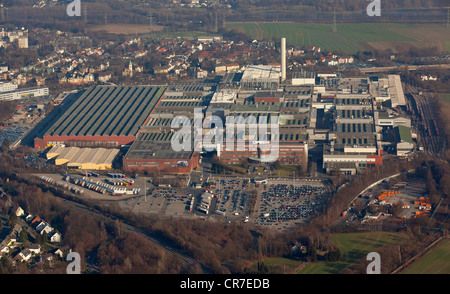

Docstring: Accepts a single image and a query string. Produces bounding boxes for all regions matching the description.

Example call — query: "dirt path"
[255,22,264,40]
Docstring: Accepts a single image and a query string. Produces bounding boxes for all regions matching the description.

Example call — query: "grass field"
[439,94,450,103]
[401,239,450,274]
[298,231,408,274]
[226,23,450,55]
[446,41,450,53]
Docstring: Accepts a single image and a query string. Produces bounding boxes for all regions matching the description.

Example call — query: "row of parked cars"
[257,184,327,224]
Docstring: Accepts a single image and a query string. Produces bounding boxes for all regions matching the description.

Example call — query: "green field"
[439,94,450,103]
[298,232,408,274]
[226,23,450,55]
[401,239,450,274]
[445,41,450,53]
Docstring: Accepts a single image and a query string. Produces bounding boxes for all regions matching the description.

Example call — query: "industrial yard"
[0,0,449,278]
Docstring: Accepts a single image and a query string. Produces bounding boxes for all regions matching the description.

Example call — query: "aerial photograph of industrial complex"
[0,0,449,288]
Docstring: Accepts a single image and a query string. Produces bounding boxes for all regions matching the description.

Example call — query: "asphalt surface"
[36,181,213,274]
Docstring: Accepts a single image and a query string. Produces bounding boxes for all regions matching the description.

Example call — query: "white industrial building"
[374,110,411,129]
[292,70,316,86]
[0,86,49,101]
[46,146,119,170]
[0,81,18,93]
[240,65,281,90]
[388,75,406,107]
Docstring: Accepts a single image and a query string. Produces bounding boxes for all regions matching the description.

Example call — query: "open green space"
[445,41,450,53]
[272,165,302,177]
[401,239,450,274]
[226,23,449,55]
[298,231,409,274]
[439,94,450,103]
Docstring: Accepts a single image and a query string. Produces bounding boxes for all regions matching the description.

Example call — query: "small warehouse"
[46,146,119,170]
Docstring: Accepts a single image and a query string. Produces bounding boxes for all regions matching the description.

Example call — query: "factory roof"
[388,75,406,106]
[44,86,166,137]
[124,132,195,160]
[47,146,119,168]
[145,117,191,128]
[292,71,316,79]
[241,65,281,81]
[168,82,217,92]
[396,125,412,144]
[335,122,374,133]
[230,102,281,113]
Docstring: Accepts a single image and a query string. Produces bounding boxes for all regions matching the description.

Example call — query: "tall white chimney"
[281,37,286,82]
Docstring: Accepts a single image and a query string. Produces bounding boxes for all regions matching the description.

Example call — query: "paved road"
[34,181,213,274]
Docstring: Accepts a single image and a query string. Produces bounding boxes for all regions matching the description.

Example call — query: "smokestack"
[281,37,286,82]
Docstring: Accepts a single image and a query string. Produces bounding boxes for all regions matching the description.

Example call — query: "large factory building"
[122,132,200,174]
[34,85,166,149]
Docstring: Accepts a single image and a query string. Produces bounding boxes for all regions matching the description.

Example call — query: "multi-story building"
[0,86,49,101]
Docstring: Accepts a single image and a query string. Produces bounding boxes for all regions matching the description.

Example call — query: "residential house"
[25,214,33,222]
[53,248,64,259]
[0,228,20,254]
[215,64,227,74]
[196,69,208,79]
[36,221,48,232]
[0,244,10,254]
[98,72,112,83]
[226,63,240,72]
[11,224,22,236]
[49,231,62,243]
[14,246,39,263]
[16,249,32,262]
[30,216,42,226]
[39,225,53,236]
[28,244,41,255]
[15,206,24,217]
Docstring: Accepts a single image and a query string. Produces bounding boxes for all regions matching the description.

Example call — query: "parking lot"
[32,172,331,230]
[119,186,201,219]
[34,172,148,201]
[0,126,29,147]
[208,178,257,222]
[254,179,329,230]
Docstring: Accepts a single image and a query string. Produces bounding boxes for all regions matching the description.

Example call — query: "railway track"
[404,83,446,159]
[65,200,213,274]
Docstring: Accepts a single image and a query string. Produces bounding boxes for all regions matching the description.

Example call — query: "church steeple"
[129,60,133,77]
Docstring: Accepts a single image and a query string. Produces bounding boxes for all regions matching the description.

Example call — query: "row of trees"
[2,0,448,36]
